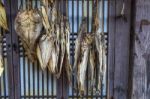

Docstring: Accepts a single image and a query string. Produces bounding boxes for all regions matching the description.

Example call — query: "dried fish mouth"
[14,9,43,62]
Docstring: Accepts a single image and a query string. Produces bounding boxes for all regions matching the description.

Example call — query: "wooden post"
[10,0,20,99]
[4,0,20,99]
[4,0,15,99]
[131,0,150,99]
[107,0,131,99]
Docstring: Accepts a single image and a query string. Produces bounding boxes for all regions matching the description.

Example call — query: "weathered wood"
[114,0,131,99]
[4,0,15,99]
[107,0,116,98]
[131,0,150,99]
[10,0,20,99]
[108,0,131,99]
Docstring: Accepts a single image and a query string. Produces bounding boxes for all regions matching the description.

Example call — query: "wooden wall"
[108,0,131,99]
[131,0,150,99]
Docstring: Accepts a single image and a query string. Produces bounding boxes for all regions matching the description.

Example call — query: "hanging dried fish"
[64,18,72,83]
[37,34,53,70]
[95,32,106,91]
[93,0,107,92]
[78,33,94,95]
[36,0,60,73]
[88,0,100,89]
[73,17,93,95]
[55,18,66,77]
[55,16,72,83]
[14,2,43,62]
[0,1,8,30]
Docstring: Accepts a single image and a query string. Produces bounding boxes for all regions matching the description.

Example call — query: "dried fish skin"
[89,46,96,87]
[0,1,8,30]
[64,18,72,83]
[47,35,59,74]
[77,33,93,95]
[73,18,88,71]
[95,32,107,91]
[0,55,3,77]
[14,9,43,61]
[55,19,66,78]
[36,34,53,70]
[0,34,3,77]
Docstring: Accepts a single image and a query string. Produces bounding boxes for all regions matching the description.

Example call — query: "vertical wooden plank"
[131,0,150,99]
[107,0,116,98]
[4,0,14,99]
[108,0,131,99]
[114,0,131,99]
[10,0,20,99]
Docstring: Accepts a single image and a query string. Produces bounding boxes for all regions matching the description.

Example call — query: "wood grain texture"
[4,0,15,99]
[114,0,131,99]
[108,0,131,99]
[131,0,150,99]
[10,0,20,99]
[107,0,116,98]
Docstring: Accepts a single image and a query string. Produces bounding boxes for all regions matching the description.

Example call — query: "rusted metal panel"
[131,0,150,99]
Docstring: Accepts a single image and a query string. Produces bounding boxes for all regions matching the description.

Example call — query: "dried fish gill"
[14,6,43,62]
[0,1,8,30]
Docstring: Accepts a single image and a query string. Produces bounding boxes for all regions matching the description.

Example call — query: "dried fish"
[14,9,43,62]
[0,33,3,77]
[73,18,87,71]
[37,34,52,70]
[89,46,96,87]
[95,32,106,91]
[37,1,60,73]
[0,1,8,30]
[74,18,94,95]
[77,33,94,95]
[64,19,72,83]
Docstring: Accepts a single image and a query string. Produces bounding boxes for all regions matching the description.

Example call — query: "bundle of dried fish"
[92,0,107,93]
[64,18,72,83]
[73,18,94,95]
[0,1,8,30]
[78,33,94,95]
[37,0,59,72]
[14,7,43,62]
[55,17,72,83]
